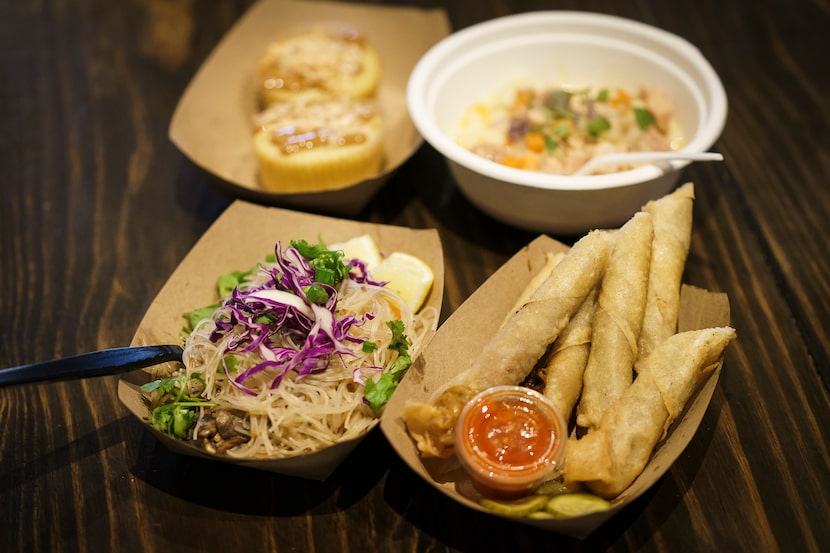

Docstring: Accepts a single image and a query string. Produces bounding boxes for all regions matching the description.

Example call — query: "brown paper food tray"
[380,235,731,538]
[117,200,444,480]
[168,0,451,215]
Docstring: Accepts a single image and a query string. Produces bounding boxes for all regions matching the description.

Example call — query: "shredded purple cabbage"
[207,241,374,396]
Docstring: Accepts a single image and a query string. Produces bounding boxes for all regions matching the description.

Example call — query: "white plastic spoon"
[571,151,724,176]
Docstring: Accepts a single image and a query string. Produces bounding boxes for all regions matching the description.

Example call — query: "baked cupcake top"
[258,27,380,104]
[253,96,380,155]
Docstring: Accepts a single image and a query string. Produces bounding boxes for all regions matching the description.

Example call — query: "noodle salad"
[141,238,438,459]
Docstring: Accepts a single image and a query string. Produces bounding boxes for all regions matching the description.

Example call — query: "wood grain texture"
[1,0,829,551]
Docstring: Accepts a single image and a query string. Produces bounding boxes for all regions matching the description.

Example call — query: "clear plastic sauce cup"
[455,385,567,499]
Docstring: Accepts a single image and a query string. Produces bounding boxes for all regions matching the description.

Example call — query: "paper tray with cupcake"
[252,26,385,193]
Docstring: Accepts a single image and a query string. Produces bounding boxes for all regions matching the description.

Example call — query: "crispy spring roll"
[638,182,695,359]
[564,326,736,498]
[502,251,564,327]
[576,211,653,431]
[541,285,598,420]
[402,230,614,458]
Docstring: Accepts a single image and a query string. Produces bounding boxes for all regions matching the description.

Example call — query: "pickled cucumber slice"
[479,495,549,517]
[536,479,576,496]
[545,493,612,517]
[527,510,557,520]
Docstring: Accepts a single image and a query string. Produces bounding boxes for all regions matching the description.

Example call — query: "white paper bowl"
[407,11,727,234]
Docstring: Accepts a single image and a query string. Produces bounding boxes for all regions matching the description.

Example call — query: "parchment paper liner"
[168,0,451,215]
[118,200,444,480]
[380,235,730,538]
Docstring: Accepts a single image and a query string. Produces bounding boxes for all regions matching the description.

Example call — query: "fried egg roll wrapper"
[576,212,653,431]
[541,285,598,420]
[638,182,695,359]
[564,326,736,498]
[402,230,614,458]
[502,251,564,327]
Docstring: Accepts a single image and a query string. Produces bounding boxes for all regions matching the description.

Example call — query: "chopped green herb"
[363,320,412,414]
[141,375,215,439]
[586,116,611,137]
[544,134,559,152]
[545,89,572,115]
[217,262,265,298]
[254,313,278,325]
[222,355,240,374]
[291,239,351,287]
[181,254,273,334]
[362,341,377,353]
[304,283,330,304]
[182,304,219,334]
[596,88,609,102]
[633,107,656,129]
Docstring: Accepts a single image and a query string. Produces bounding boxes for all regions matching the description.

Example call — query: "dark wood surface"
[2,0,829,551]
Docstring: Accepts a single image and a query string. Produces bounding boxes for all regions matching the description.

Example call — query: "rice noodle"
[179,250,438,459]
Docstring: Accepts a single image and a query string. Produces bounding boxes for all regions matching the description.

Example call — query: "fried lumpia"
[564,326,736,498]
[541,285,598,420]
[638,182,695,359]
[402,230,614,458]
[576,211,653,431]
[503,251,564,327]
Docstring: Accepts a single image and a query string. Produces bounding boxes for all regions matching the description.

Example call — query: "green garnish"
[363,320,412,414]
[545,89,572,115]
[181,253,274,334]
[304,283,330,304]
[586,116,611,137]
[544,134,559,152]
[141,374,215,440]
[291,239,351,287]
[553,121,570,139]
[222,354,240,374]
[362,341,377,353]
[182,304,219,334]
[633,107,656,129]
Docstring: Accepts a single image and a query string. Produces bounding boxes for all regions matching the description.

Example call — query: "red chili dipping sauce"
[455,385,567,498]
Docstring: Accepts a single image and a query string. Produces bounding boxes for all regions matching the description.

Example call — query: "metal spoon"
[0,345,183,386]
[571,151,724,176]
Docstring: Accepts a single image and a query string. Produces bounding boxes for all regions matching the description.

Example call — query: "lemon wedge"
[328,234,382,268]
[371,251,434,312]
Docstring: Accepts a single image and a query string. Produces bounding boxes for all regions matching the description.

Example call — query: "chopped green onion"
[553,121,570,140]
[633,107,656,129]
[305,284,330,304]
[544,134,559,152]
[586,116,611,137]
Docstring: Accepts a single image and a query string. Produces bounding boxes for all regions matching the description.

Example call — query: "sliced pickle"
[536,479,576,496]
[545,493,612,518]
[479,494,549,517]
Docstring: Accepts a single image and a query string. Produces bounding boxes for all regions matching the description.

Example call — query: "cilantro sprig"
[363,320,413,414]
[141,374,215,439]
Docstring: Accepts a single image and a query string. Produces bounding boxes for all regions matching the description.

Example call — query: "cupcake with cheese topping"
[252,96,384,192]
[257,27,381,107]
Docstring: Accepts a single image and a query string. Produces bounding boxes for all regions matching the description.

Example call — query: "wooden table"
[2,1,829,551]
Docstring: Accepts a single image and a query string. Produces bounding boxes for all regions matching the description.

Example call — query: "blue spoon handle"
[0,345,184,386]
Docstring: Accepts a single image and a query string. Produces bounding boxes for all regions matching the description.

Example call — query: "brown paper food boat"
[118,200,444,480]
[168,0,451,216]
[380,235,730,538]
